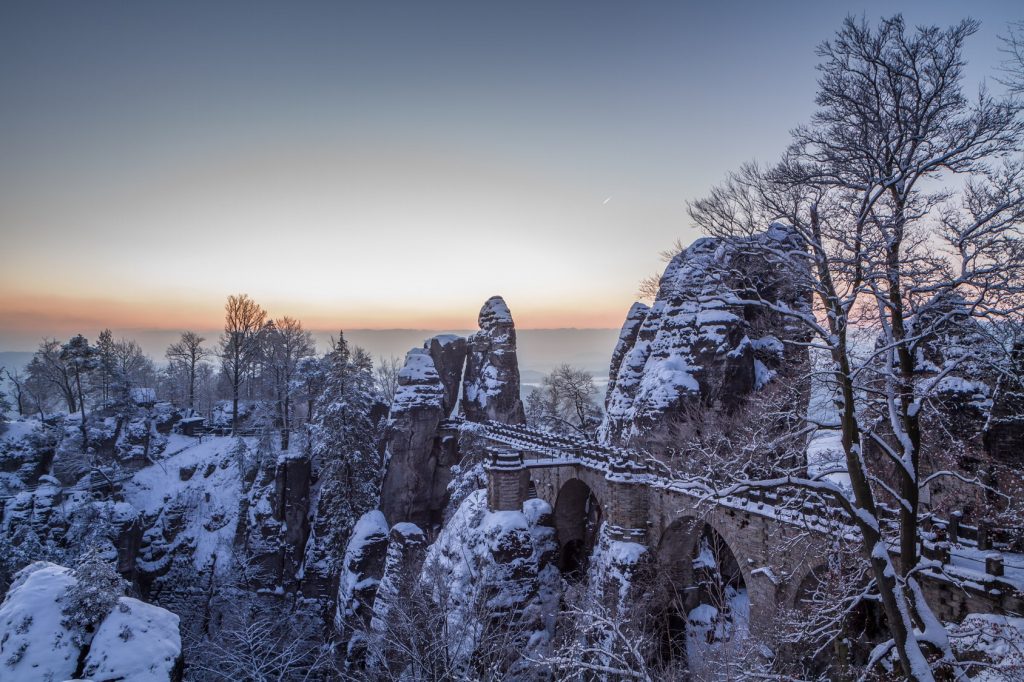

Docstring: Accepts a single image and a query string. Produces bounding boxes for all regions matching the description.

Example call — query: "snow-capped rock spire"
[462,296,526,424]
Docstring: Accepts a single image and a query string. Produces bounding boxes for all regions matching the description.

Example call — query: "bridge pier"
[604,457,649,543]
[485,447,528,512]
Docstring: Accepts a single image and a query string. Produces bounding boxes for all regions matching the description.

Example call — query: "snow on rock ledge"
[587,524,649,611]
[418,490,559,673]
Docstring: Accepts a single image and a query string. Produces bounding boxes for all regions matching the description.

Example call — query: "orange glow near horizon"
[4,2,1017,352]
[0,290,636,344]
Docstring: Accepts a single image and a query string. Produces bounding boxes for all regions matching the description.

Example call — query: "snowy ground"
[122,434,246,573]
[0,420,38,445]
[686,585,751,675]
[949,614,1024,680]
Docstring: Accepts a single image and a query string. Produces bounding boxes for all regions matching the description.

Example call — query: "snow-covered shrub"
[60,550,128,646]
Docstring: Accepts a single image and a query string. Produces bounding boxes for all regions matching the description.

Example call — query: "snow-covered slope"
[122,434,243,578]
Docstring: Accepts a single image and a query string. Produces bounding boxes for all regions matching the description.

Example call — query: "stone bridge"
[449,419,1024,631]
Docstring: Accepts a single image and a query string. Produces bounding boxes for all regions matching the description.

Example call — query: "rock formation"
[599,224,810,446]
[335,510,390,665]
[237,450,312,589]
[379,297,529,529]
[426,334,468,416]
[378,347,451,529]
[605,301,650,408]
[463,296,527,425]
[81,595,183,682]
[374,522,428,617]
[0,561,182,682]
[359,491,559,678]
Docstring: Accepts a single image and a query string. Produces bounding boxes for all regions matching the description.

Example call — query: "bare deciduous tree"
[1000,20,1024,96]
[374,355,402,406]
[186,585,338,681]
[4,367,26,417]
[637,239,689,301]
[27,338,77,413]
[166,331,211,411]
[361,554,540,681]
[265,316,314,450]
[678,15,1024,681]
[525,364,601,437]
[220,294,267,433]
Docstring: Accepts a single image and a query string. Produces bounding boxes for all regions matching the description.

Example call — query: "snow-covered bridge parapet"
[447,418,1024,627]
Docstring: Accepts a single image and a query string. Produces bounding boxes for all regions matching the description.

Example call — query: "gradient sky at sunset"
[1,1,1020,349]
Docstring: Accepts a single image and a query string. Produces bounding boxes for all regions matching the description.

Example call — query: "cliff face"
[377,346,452,529]
[599,224,810,447]
[426,334,468,417]
[343,297,549,671]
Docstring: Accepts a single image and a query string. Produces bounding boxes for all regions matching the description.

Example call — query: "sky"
[1,1,1021,350]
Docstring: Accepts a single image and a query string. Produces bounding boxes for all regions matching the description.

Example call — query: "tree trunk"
[232,347,241,434]
[281,393,291,451]
[187,357,196,410]
[75,369,88,449]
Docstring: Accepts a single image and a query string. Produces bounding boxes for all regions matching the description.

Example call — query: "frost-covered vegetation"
[2,12,1024,682]
[0,294,386,680]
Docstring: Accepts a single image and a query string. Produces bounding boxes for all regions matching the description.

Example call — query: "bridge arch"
[552,478,603,581]
[650,515,751,668]
[791,563,829,611]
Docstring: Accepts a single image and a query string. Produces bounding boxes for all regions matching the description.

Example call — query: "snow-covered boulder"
[462,296,526,425]
[0,562,82,681]
[81,596,182,682]
[587,525,649,612]
[0,562,182,682]
[419,491,559,674]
